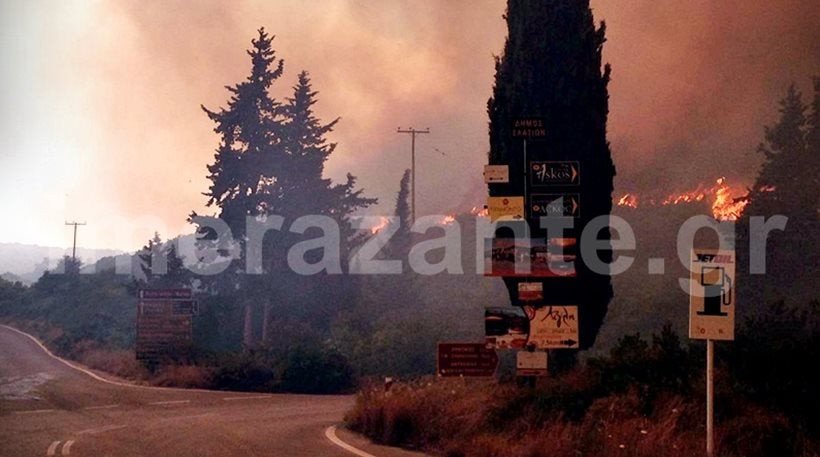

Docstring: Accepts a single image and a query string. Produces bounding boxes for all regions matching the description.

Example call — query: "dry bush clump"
[77,347,149,380]
[346,375,816,457]
[150,364,214,389]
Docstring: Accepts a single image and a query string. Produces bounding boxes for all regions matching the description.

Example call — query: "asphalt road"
[0,325,427,457]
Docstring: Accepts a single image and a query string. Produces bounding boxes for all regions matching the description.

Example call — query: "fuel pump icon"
[696,266,732,316]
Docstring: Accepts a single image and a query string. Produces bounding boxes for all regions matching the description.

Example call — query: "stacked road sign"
[480,118,586,376]
[136,289,198,364]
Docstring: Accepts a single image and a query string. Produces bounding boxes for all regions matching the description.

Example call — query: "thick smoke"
[0,0,817,249]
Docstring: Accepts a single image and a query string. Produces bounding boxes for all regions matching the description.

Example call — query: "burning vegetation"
[616,177,776,221]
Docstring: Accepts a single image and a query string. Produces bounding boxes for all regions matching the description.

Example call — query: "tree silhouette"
[487,0,615,356]
[196,28,285,238]
[387,169,412,260]
[737,80,819,308]
[193,29,374,347]
[274,71,376,263]
[137,232,191,289]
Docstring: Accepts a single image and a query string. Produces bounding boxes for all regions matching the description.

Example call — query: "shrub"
[210,351,276,392]
[278,344,355,394]
[151,365,213,389]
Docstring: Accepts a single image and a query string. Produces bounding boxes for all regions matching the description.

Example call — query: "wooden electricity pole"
[64,221,86,263]
[396,127,430,223]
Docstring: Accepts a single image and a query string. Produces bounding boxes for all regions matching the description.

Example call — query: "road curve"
[0,325,427,457]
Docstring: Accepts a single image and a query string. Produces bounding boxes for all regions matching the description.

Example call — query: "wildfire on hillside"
[616,177,776,221]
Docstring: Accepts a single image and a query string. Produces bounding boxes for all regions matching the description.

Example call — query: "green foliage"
[0,276,27,314]
[1,268,137,354]
[278,343,355,394]
[727,300,819,432]
[737,79,820,309]
[210,350,276,392]
[136,232,192,289]
[587,324,697,413]
[207,343,356,394]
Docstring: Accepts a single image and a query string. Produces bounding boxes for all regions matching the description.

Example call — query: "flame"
[471,205,489,217]
[617,193,638,208]
[617,177,751,221]
[441,214,456,225]
[370,216,390,234]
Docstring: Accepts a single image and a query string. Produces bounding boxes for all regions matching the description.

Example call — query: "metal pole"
[523,139,528,219]
[706,339,714,457]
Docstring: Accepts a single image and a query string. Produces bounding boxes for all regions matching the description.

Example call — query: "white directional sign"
[484,165,510,183]
[689,249,735,341]
[523,305,579,349]
[516,351,548,377]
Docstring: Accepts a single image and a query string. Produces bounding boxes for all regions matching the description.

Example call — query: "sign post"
[706,338,714,457]
[437,343,499,377]
[688,249,735,457]
[137,289,197,365]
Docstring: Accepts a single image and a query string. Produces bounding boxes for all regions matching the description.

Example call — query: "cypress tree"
[388,169,412,259]
[487,0,615,354]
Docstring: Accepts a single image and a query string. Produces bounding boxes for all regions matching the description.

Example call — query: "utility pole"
[64,221,86,263]
[396,127,430,223]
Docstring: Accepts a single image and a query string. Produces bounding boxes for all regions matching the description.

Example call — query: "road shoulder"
[329,425,433,457]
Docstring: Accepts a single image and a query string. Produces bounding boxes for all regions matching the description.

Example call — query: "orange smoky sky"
[0,0,817,251]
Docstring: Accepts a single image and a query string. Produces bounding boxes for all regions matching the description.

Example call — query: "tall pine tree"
[194,31,375,347]
[487,0,615,356]
[737,80,819,308]
[195,28,285,238]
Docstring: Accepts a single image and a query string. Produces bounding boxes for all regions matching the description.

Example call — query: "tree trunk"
[261,301,271,344]
[242,303,254,349]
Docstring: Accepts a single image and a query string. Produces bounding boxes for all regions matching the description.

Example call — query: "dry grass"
[150,364,214,389]
[346,376,815,457]
[77,346,149,380]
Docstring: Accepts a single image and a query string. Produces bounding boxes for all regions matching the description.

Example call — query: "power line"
[64,221,86,263]
[396,127,430,223]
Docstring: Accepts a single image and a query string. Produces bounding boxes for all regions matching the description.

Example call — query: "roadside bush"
[210,350,276,392]
[278,343,355,394]
[76,344,148,380]
[151,364,213,389]
[587,324,697,414]
[727,300,819,432]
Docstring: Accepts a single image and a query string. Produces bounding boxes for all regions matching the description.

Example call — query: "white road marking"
[325,425,378,457]
[14,409,56,415]
[0,325,267,396]
[221,395,271,401]
[0,325,130,387]
[83,404,120,410]
[77,424,128,435]
[156,413,215,423]
[46,441,60,456]
[61,440,74,455]
[148,400,190,406]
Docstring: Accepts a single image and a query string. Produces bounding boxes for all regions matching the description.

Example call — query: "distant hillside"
[0,242,123,282]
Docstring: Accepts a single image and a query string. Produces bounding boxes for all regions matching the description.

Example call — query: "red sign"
[140,289,193,300]
[437,343,499,377]
[518,282,543,302]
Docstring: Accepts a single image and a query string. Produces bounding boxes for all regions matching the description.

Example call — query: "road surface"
[0,325,427,457]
